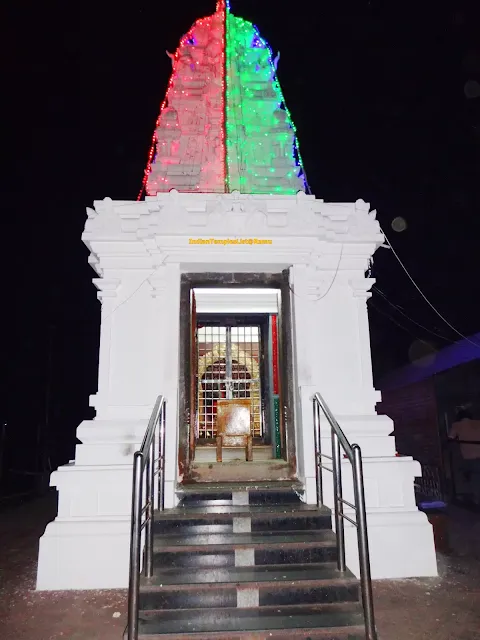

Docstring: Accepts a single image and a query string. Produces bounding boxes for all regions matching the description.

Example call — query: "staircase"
[135,483,366,639]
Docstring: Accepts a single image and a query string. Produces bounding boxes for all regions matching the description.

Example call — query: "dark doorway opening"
[178,272,295,482]
[195,315,269,449]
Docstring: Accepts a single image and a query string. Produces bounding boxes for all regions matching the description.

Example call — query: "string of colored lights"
[144,7,226,195]
[220,0,228,192]
[176,10,224,193]
[225,12,306,194]
[224,9,236,191]
[136,68,176,201]
[226,12,261,192]
[183,2,225,193]
[138,2,308,197]
[179,24,199,193]
[252,22,308,193]
[254,22,311,194]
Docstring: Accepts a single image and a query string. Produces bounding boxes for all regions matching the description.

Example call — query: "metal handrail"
[127,395,167,640]
[312,392,377,640]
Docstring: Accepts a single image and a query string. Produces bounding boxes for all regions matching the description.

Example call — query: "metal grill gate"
[196,325,262,439]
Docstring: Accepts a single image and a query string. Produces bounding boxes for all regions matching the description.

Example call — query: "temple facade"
[36,1,437,590]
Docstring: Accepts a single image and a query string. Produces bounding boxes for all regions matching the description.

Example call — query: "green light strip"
[225,12,306,195]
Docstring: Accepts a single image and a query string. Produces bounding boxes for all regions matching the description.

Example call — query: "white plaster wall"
[108,274,159,408]
[291,273,379,416]
[36,192,437,589]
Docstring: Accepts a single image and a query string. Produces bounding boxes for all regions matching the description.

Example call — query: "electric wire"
[380,226,480,350]
[373,286,453,343]
[369,299,434,349]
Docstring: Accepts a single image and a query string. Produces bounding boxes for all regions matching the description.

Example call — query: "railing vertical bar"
[144,441,154,578]
[159,404,166,512]
[313,399,323,507]
[127,451,144,640]
[332,429,346,572]
[156,412,161,511]
[353,445,376,640]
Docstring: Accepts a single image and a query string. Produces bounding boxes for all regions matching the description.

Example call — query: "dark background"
[2,0,480,479]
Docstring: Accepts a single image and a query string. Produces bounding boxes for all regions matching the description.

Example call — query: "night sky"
[3,0,480,471]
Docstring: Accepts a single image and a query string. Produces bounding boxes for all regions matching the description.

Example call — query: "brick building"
[377,333,480,502]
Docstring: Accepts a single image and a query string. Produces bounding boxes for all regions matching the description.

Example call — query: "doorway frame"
[195,313,270,444]
[178,271,296,482]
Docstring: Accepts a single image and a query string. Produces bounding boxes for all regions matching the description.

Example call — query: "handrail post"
[144,438,155,578]
[331,429,346,572]
[313,399,323,507]
[127,451,144,640]
[158,404,166,511]
[353,445,376,640]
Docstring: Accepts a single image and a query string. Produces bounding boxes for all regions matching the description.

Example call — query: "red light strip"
[137,2,228,199]
[219,0,227,192]
[136,66,177,201]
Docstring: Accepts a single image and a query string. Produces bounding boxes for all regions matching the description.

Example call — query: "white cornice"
[82,194,384,269]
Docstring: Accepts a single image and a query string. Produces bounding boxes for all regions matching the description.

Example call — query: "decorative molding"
[92,278,120,303]
[140,238,168,268]
[82,194,384,269]
[303,264,340,300]
[349,278,376,299]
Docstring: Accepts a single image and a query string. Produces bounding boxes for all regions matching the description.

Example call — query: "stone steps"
[153,505,331,535]
[140,563,359,610]
[137,487,366,638]
[137,605,365,639]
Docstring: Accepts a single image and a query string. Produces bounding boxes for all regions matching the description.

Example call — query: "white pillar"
[291,261,437,579]
[36,264,181,589]
[290,264,318,503]
[154,263,181,508]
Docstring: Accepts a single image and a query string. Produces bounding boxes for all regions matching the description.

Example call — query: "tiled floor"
[1,491,480,639]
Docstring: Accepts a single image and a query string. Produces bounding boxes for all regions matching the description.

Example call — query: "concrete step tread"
[141,563,357,590]
[137,604,365,638]
[153,530,336,552]
[177,481,303,493]
[155,504,330,520]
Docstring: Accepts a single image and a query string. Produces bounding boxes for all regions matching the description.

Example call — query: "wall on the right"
[434,359,480,430]
[378,377,442,468]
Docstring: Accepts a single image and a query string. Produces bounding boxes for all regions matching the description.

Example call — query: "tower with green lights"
[144,1,306,197]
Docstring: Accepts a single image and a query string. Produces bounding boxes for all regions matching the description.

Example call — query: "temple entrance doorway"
[195,319,267,456]
[179,277,296,484]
